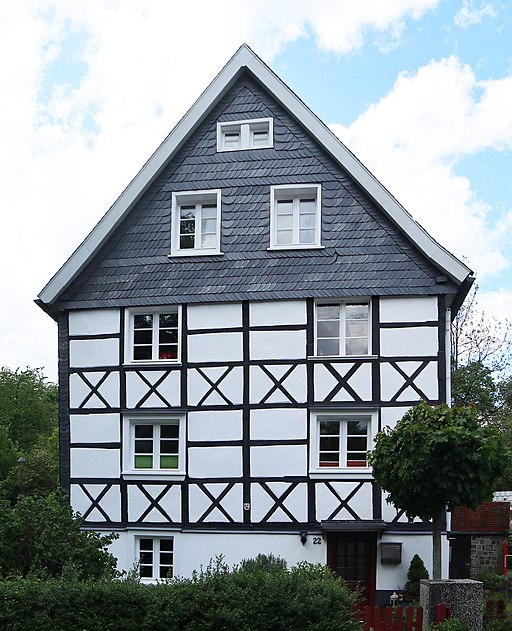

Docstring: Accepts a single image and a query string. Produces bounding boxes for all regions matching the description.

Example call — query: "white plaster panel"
[412,361,439,400]
[70,338,119,368]
[250,330,306,360]
[249,364,307,404]
[315,481,373,521]
[250,408,307,440]
[69,372,120,409]
[380,407,411,431]
[380,327,438,357]
[250,445,307,477]
[188,366,243,406]
[188,332,243,363]
[70,448,120,478]
[187,303,242,330]
[188,446,242,478]
[188,410,242,441]
[71,484,121,522]
[379,297,438,323]
[69,309,120,335]
[189,483,243,522]
[126,370,180,408]
[127,484,181,523]
[314,362,372,402]
[70,413,120,443]
[251,482,308,522]
[249,300,306,326]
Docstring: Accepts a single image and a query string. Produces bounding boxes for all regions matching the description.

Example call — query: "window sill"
[307,355,377,361]
[124,361,182,367]
[168,251,223,258]
[267,245,325,251]
[122,472,186,481]
[309,470,373,480]
[217,144,273,152]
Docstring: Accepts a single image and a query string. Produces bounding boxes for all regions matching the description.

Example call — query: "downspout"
[445,308,451,407]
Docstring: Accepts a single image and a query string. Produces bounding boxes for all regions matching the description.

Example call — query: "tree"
[0,367,59,499]
[451,360,497,418]
[0,492,118,579]
[368,401,510,579]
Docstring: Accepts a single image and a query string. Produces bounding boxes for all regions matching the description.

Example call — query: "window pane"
[276,230,293,245]
[317,338,339,356]
[320,421,339,435]
[252,130,268,146]
[299,213,316,228]
[140,552,153,565]
[320,437,339,451]
[140,538,153,551]
[276,200,293,215]
[201,204,217,218]
[160,565,172,579]
[299,198,316,213]
[134,314,152,329]
[135,425,153,438]
[347,453,367,467]
[347,437,367,451]
[346,320,368,338]
[201,218,217,234]
[134,454,153,468]
[134,330,153,345]
[224,131,240,148]
[180,235,195,249]
[159,329,178,344]
[299,228,315,243]
[347,420,368,435]
[319,453,339,466]
[140,565,152,578]
[277,214,293,230]
[317,304,340,320]
[161,425,179,438]
[317,321,339,338]
[201,233,217,248]
[159,345,177,360]
[346,338,369,355]
[135,439,153,454]
[160,455,179,469]
[160,539,173,552]
[133,346,152,360]
[346,304,368,320]
[160,313,178,327]
[160,439,179,454]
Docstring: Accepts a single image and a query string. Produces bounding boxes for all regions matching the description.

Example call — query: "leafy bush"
[0,559,361,631]
[485,621,512,631]
[239,552,287,572]
[406,554,429,599]
[481,573,507,593]
[427,617,469,631]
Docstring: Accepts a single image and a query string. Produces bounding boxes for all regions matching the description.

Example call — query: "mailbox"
[380,542,402,564]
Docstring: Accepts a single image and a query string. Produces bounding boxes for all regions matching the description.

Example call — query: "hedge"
[0,560,361,631]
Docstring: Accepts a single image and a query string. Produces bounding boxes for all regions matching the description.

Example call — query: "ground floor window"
[138,536,174,580]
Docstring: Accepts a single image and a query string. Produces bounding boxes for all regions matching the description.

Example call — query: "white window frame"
[313,300,371,357]
[269,184,322,249]
[309,410,377,477]
[136,535,175,582]
[217,117,273,152]
[125,306,181,364]
[170,189,221,256]
[123,414,186,480]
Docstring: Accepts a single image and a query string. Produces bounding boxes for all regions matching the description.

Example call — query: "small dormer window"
[217,118,273,152]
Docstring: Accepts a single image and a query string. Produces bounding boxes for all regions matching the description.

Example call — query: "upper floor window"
[217,118,273,152]
[270,185,321,249]
[310,411,376,473]
[315,301,370,356]
[123,414,186,478]
[171,190,221,256]
[126,307,180,363]
[138,537,174,581]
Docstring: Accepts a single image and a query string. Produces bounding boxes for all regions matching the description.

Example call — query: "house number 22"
[312,537,322,545]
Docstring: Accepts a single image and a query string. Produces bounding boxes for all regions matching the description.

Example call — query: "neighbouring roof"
[37,44,473,314]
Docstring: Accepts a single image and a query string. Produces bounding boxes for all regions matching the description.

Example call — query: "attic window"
[217,118,273,151]
[170,190,221,256]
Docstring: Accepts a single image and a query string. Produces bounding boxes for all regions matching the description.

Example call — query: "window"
[126,307,180,363]
[315,301,370,356]
[270,185,321,248]
[171,190,221,256]
[123,415,186,478]
[217,117,273,151]
[138,537,174,580]
[311,411,375,472]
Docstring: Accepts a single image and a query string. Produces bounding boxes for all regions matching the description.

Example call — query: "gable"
[54,73,456,311]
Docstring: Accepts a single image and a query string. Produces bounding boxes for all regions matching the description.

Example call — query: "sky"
[1,0,511,383]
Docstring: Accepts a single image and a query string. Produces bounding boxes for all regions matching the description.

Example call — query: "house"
[37,45,473,605]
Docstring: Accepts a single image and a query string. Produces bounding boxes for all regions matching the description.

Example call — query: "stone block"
[420,579,483,631]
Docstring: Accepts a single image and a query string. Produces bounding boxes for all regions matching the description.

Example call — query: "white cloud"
[330,56,512,282]
[454,1,496,28]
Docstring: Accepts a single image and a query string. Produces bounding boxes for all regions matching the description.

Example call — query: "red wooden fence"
[362,604,452,631]
[485,599,506,622]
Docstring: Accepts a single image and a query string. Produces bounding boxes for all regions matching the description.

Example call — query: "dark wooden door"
[327,532,377,608]
[449,535,471,578]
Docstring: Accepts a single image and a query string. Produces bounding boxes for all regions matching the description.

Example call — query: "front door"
[327,532,377,608]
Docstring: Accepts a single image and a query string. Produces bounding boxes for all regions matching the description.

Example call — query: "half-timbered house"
[37,45,474,605]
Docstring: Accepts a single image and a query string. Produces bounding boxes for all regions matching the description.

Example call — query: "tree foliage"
[368,401,510,577]
[0,492,118,580]
[0,367,59,499]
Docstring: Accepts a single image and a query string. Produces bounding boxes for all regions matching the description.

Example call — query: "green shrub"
[406,554,429,600]
[481,573,507,593]
[427,617,469,631]
[0,560,361,631]
[485,621,512,631]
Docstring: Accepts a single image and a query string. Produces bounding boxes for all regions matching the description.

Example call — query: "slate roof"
[38,45,472,313]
